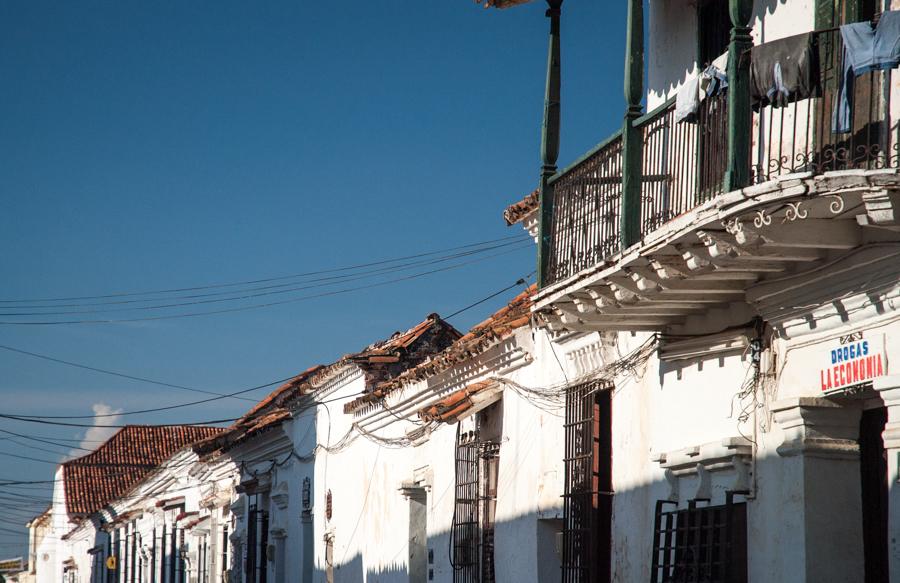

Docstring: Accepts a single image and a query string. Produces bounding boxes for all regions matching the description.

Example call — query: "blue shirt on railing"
[833,11,900,134]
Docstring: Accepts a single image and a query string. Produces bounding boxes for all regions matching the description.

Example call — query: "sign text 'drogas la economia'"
[820,332,886,394]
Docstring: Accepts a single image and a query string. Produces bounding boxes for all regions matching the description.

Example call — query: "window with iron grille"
[89,546,105,583]
[480,443,499,583]
[158,524,167,583]
[168,523,179,583]
[149,527,156,583]
[127,521,139,583]
[561,382,612,583]
[650,497,748,583]
[220,523,229,583]
[197,534,209,583]
[246,494,269,583]
[111,529,121,583]
[452,427,500,583]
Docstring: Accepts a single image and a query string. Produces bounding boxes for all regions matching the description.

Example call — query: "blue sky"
[0,0,627,555]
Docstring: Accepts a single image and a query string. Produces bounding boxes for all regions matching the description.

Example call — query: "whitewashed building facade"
[24,0,900,582]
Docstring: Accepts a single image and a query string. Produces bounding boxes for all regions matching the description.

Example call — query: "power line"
[0,345,262,403]
[0,428,99,453]
[0,414,237,429]
[0,243,530,325]
[0,239,527,315]
[0,272,536,421]
[444,273,533,320]
[0,235,527,304]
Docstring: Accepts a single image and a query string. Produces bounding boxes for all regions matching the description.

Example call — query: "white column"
[771,397,864,583]
[875,375,900,582]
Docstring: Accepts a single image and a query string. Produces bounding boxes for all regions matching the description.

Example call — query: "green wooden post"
[620,0,644,249]
[537,0,562,288]
[723,0,753,193]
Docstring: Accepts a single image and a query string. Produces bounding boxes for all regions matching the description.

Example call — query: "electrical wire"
[0,243,531,325]
[0,344,263,403]
[0,235,527,304]
[0,240,528,316]
[444,273,533,320]
[0,274,540,421]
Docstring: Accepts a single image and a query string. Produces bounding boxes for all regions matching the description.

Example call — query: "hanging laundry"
[675,74,702,123]
[699,51,729,103]
[833,11,900,133]
[750,32,819,109]
[675,51,728,123]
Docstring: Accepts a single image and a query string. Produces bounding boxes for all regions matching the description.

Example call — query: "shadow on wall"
[646,0,798,100]
[315,510,567,583]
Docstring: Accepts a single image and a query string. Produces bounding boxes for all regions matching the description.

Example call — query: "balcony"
[535,27,900,334]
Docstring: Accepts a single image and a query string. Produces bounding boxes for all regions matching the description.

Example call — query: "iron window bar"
[452,429,502,583]
[650,493,748,583]
[562,380,613,583]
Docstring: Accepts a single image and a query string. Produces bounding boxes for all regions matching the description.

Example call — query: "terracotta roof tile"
[192,366,324,456]
[345,285,535,413]
[62,425,223,517]
[418,380,496,423]
[503,189,539,226]
[196,315,461,455]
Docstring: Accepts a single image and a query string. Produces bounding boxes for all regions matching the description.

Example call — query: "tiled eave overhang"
[533,169,900,332]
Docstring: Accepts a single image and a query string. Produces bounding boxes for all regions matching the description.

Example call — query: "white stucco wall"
[646,0,816,109]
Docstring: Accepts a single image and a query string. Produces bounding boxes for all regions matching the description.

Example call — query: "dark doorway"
[561,382,612,583]
[859,406,888,583]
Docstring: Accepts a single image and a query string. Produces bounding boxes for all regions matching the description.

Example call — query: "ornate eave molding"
[533,169,900,334]
[659,328,751,361]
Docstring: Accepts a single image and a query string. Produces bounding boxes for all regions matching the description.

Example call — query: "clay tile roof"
[503,189,539,226]
[194,314,461,456]
[62,425,223,518]
[345,285,535,413]
[196,315,461,455]
[418,380,496,423]
[192,365,325,457]
[305,314,462,413]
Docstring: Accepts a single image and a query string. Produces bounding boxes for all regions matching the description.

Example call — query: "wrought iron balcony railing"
[637,91,728,234]
[544,132,624,285]
[752,27,899,182]
[541,26,899,288]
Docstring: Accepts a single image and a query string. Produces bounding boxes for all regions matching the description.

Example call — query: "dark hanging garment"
[750,32,819,109]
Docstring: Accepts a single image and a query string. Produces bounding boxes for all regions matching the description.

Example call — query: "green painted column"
[537,0,562,288]
[620,0,644,249]
[723,0,754,192]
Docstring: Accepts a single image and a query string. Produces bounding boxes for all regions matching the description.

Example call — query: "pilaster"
[771,397,864,583]
[875,375,900,581]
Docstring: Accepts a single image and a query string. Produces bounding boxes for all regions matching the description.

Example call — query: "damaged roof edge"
[344,285,535,414]
[194,313,462,457]
[503,189,539,226]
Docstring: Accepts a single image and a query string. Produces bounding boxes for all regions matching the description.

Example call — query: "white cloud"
[71,402,123,456]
